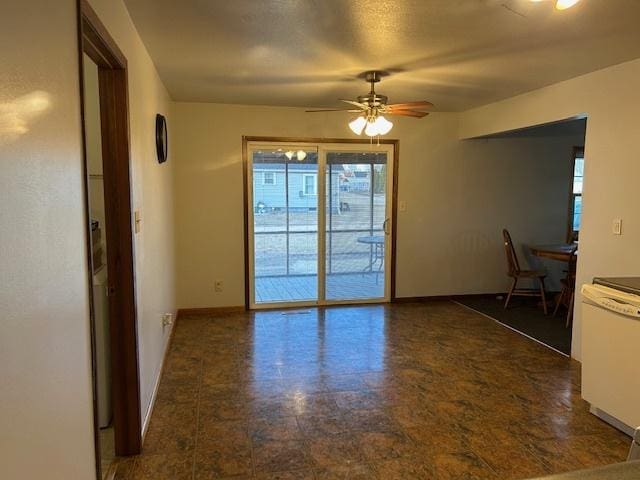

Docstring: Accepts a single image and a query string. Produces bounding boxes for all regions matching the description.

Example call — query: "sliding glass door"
[325,151,389,301]
[250,147,319,304]
[247,142,394,308]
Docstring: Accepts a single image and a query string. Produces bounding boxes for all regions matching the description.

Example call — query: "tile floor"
[100,426,115,478]
[113,301,630,479]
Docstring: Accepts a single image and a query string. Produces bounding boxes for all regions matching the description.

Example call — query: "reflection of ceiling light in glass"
[285,150,307,161]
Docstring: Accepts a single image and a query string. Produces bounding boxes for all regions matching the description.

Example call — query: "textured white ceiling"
[124,0,640,111]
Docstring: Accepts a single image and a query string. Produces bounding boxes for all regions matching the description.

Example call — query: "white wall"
[172,102,580,308]
[0,1,176,478]
[0,1,96,479]
[86,0,177,428]
[460,58,640,360]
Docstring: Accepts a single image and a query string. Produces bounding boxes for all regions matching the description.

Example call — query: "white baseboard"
[589,405,635,438]
[589,405,635,437]
[141,317,175,440]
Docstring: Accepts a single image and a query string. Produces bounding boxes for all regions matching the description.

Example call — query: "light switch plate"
[399,201,407,212]
[134,210,141,234]
[613,218,622,235]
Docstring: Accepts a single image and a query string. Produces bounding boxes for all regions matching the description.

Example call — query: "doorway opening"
[243,137,398,309]
[456,117,587,356]
[78,1,141,476]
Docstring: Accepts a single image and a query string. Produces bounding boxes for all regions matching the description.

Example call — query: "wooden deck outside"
[255,272,384,303]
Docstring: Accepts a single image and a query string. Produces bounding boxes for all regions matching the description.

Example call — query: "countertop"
[593,277,640,296]
[527,461,640,479]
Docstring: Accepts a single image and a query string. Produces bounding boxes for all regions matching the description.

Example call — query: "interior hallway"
[112,302,629,479]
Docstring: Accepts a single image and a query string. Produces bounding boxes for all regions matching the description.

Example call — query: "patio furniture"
[357,235,384,283]
[503,229,548,314]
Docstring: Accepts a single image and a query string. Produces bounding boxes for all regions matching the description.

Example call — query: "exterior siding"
[253,167,342,211]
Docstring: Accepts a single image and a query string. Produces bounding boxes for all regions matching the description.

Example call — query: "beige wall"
[0,1,96,479]
[460,58,640,360]
[1,1,176,478]
[172,102,580,308]
[86,0,177,429]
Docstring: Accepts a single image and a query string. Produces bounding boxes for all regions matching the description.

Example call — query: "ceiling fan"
[530,0,582,10]
[306,70,434,137]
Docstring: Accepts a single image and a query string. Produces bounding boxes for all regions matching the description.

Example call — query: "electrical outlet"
[613,218,622,235]
[162,313,173,327]
[214,280,224,292]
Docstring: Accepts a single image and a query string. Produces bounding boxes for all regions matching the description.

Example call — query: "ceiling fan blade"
[386,101,434,110]
[305,108,356,113]
[387,110,430,118]
[339,99,368,109]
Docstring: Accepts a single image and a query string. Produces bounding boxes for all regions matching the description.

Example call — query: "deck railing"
[254,228,383,277]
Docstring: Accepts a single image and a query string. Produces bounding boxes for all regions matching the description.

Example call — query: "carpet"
[456,295,572,355]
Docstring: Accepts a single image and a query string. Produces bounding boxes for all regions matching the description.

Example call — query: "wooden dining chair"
[502,229,548,314]
[553,246,578,327]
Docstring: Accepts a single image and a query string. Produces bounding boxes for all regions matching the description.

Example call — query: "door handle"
[383,218,390,235]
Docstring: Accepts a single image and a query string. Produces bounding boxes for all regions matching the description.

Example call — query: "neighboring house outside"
[253,162,358,212]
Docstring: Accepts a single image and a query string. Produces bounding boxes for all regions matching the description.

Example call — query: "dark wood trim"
[451,293,509,301]
[393,295,454,303]
[390,141,399,302]
[80,0,127,69]
[393,293,507,304]
[79,0,142,458]
[177,306,247,318]
[243,136,399,146]
[242,138,251,310]
[75,2,101,477]
[241,136,399,308]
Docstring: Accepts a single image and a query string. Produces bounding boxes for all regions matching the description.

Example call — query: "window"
[263,171,275,185]
[569,147,584,239]
[302,174,317,195]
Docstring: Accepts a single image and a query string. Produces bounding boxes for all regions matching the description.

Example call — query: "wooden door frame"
[242,136,399,309]
[77,0,142,462]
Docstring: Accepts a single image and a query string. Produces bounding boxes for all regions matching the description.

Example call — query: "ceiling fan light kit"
[348,116,367,135]
[530,0,582,10]
[555,0,581,10]
[307,70,434,138]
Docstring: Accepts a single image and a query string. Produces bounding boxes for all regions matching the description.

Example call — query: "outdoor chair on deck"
[502,229,548,314]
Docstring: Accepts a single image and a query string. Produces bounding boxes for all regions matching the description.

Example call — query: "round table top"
[357,235,385,245]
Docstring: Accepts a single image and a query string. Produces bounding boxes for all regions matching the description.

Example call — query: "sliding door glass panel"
[325,152,387,301]
[252,149,318,304]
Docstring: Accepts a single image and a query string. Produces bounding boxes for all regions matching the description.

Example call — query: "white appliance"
[582,278,640,435]
[93,267,112,428]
